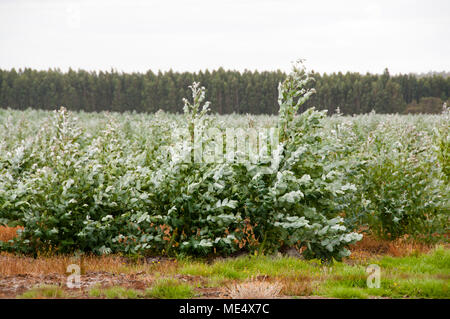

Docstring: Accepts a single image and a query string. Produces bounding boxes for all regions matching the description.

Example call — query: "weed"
[146,278,196,299]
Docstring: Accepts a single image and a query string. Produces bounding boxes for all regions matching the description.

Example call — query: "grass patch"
[18,285,66,299]
[325,287,369,299]
[314,247,450,299]
[388,278,448,298]
[146,278,196,299]
[327,264,369,289]
[277,274,318,296]
[88,286,142,299]
[372,246,450,276]
[88,286,102,298]
[103,286,141,299]
[205,274,230,288]
[179,255,319,279]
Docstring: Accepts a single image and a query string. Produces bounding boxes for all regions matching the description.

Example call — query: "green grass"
[312,247,450,299]
[204,274,229,288]
[145,278,196,299]
[325,287,369,299]
[18,285,66,299]
[373,245,450,276]
[321,278,448,299]
[88,286,102,298]
[388,278,448,298]
[88,286,142,299]
[103,286,141,299]
[179,255,319,279]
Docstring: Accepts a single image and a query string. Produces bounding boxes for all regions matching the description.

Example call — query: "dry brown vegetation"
[0,252,180,277]
[222,278,283,299]
[0,226,22,242]
[345,233,436,264]
[276,274,320,296]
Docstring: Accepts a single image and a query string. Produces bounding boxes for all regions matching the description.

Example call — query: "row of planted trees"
[0,67,448,115]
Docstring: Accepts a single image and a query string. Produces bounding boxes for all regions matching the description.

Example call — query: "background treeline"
[0,68,448,115]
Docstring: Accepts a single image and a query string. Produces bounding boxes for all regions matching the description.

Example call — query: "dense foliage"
[0,67,449,115]
[329,108,449,240]
[0,63,448,259]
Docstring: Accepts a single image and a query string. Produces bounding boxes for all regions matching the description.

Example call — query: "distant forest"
[0,68,448,115]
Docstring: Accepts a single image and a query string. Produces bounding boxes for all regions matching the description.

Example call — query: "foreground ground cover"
[0,236,448,299]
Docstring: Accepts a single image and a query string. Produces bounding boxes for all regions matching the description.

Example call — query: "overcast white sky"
[1,0,449,74]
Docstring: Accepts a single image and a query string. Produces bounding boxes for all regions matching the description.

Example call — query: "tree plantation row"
[0,67,449,116]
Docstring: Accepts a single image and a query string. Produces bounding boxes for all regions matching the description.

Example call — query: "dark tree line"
[0,67,448,115]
